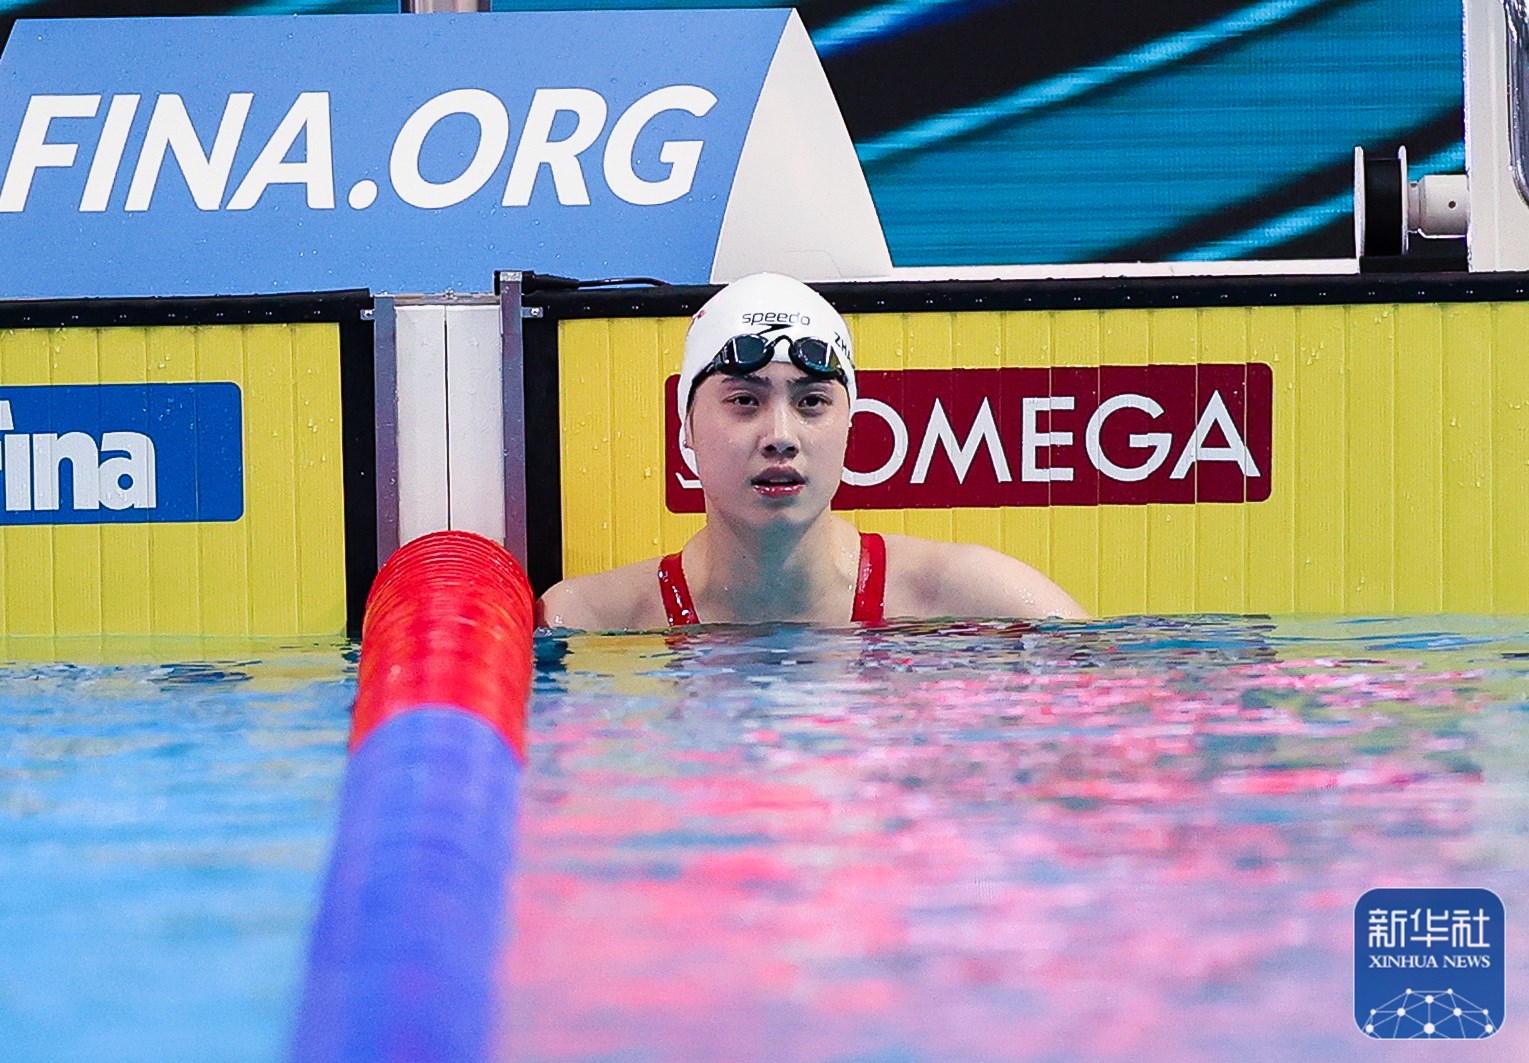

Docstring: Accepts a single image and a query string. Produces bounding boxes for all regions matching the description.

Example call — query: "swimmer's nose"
[761,403,800,456]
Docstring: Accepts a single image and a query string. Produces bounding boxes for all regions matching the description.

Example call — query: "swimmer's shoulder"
[536,556,669,631]
[879,533,1088,621]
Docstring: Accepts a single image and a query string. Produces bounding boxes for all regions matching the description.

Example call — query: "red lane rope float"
[351,530,534,755]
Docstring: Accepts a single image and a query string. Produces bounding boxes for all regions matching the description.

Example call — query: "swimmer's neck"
[685,513,857,622]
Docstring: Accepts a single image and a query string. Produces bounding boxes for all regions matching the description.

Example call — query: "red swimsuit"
[658,532,886,626]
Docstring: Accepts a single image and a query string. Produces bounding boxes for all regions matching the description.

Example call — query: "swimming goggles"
[693,333,848,394]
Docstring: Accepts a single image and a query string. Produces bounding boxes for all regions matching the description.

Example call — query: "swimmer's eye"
[798,392,833,409]
[725,392,760,407]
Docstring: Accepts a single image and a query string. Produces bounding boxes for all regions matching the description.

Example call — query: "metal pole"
[370,296,401,568]
[497,271,530,572]
[402,1,490,11]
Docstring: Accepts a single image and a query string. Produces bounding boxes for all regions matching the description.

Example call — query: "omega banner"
[665,364,1273,510]
[0,12,889,298]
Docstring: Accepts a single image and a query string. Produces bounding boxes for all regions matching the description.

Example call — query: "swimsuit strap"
[658,532,887,627]
[658,551,700,626]
[851,531,887,624]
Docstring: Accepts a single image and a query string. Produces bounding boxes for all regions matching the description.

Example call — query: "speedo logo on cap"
[741,311,811,326]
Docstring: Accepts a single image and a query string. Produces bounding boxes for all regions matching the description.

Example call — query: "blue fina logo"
[1355,887,1505,1039]
[0,383,243,524]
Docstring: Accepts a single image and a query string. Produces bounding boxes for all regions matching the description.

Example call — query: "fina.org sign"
[0,12,784,296]
[0,86,716,215]
[665,364,1273,510]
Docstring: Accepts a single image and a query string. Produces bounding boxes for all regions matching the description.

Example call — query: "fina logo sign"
[665,364,1273,510]
[0,384,243,525]
[0,86,716,215]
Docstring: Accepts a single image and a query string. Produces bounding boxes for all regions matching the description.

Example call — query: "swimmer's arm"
[535,579,598,631]
[535,562,659,631]
[933,543,1088,620]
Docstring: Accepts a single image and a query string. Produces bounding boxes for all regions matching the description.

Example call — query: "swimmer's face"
[685,361,851,525]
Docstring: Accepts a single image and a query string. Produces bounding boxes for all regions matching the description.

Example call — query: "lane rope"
[292,531,534,1063]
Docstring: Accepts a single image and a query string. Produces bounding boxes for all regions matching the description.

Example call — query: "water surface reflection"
[508,617,1529,1062]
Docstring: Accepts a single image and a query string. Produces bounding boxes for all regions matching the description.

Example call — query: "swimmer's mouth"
[750,468,806,495]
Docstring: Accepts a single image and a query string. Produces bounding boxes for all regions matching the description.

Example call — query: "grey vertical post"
[402,1,490,11]
[498,272,530,571]
[372,296,401,566]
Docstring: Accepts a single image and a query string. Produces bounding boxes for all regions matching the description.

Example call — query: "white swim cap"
[678,272,856,451]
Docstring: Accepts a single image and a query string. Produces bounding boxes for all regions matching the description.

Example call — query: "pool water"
[508,617,1529,1062]
[4,617,1528,1061]
[0,644,353,1063]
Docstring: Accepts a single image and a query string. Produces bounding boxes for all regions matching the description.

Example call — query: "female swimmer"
[537,272,1086,629]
